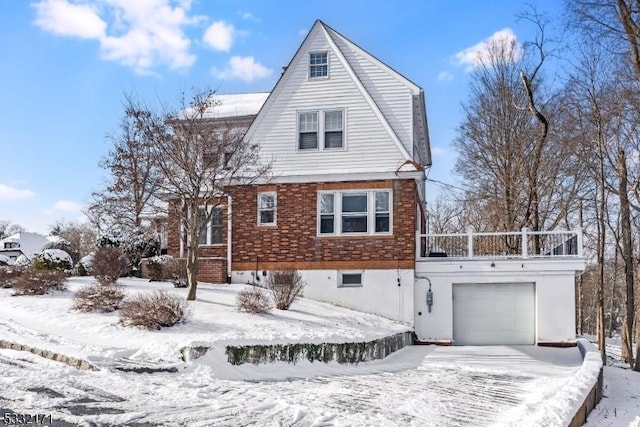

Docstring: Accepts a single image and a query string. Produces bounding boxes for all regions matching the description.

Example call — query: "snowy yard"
[0,277,638,426]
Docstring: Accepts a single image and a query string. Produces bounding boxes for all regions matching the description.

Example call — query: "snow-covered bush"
[72,283,125,312]
[236,286,272,314]
[0,254,12,266]
[32,249,73,272]
[119,291,191,330]
[96,231,122,248]
[14,254,30,267]
[76,253,94,276]
[12,268,67,295]
[93,247,129,285]
[0,266,24,288]
[43,238,80,264]
[267,270,305,310]
[145,255,173,281]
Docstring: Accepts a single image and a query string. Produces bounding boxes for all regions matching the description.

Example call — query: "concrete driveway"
[0,345,583,426]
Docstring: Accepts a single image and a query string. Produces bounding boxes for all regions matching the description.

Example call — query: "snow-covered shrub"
[119,291,191,329]
[145,255,173,281]
[96,231,122,248]
[236,286,272,314]
[267,270,305,310]
[165,258,188,288]
[14,254,30,267]
[43,238,80,264]
[76,253,94,276]
[93,247,129,285]
[0,266,24,288]
[12,268,67,296]
[32,249,73,272]
[72,283,125,312]
[0,254,12,266]
[122,230,160,275]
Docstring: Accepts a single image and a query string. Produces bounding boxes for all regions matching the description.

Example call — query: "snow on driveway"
[0,345,583,426]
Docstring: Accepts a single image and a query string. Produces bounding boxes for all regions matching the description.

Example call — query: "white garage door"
[453,283,535,345]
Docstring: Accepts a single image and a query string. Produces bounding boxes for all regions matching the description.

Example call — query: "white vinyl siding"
[318,189,392,235]
[330,30,414,156]
[244,27,409,175]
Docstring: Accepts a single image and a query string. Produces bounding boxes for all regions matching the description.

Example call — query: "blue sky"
[0,0,563,234]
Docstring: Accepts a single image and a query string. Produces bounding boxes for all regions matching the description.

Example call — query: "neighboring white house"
[0,231,50,262]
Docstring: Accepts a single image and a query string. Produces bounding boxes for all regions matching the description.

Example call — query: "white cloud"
[431,147,446,157]
[32,0,197,73]
[33,0,106,39]
[239,11,260,23]
[437,71,453,82]
[213,56,272,82]
[203,20,234,52]
[453,28,522,70]
[0,184,35,201]
[52,200,83,213]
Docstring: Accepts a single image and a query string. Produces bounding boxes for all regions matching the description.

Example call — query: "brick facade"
[166,178,419,281]
[230,179,417,271]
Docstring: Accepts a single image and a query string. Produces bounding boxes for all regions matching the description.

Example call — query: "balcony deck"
[416,228,583,261]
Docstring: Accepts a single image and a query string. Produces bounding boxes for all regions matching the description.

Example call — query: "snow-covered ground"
[0,277,410,366]
[0,277,637,426]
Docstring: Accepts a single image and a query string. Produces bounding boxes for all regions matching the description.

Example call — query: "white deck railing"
[416,228,583,260]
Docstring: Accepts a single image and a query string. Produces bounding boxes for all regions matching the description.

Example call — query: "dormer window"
[309,52,328,78]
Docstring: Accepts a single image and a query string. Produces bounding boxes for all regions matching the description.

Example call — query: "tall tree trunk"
[186,208,200,301]
[597,145,607,363]
[617,149,635,366]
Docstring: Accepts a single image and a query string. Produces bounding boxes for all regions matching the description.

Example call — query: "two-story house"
[167,20,585,346]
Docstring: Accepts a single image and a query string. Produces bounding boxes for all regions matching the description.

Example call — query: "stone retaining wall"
[182,331,415,365]
[0,339,98,371]
[567,339,604,427]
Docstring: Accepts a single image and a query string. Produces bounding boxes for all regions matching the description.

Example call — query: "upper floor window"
[4,242,18,249]
[258,192,277,225]
[318,190,392,235]
[324,110,343,149]
[309,52,328,78]
[298,112,318,150]
[198,207,224,245]
[298,110,344,150]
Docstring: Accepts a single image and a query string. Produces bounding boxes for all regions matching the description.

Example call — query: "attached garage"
[452,283,535,345]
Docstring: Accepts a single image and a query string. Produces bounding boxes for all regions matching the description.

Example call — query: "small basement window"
[339,272,363,287]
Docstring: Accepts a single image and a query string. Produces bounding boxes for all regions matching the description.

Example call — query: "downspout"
[179,199,185,258]
[227,195,232,283]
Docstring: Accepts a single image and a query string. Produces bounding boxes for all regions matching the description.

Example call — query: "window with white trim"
[339,272,363,287]
[298,109,344,151]
[298,112,318,150]
[258,192,277,225]
[197,207,223,245]
[317,190,392,235]
[324,110,343,149]
[309,51,328,78]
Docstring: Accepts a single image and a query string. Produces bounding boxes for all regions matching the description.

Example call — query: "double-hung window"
[318,190,392,235]
[298,110,344,150]
[197,207,223,245]
[309,52,328,78]
[298,112,318,150]
[324,110,343,149]
[258,192,277,225]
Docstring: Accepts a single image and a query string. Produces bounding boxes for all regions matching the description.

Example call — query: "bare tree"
[89,95,164,235]
[129,88,271,300]
[0,221,24,240]
[454,19,578,241]
[48,220,97,258]
[568,0,640,370]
